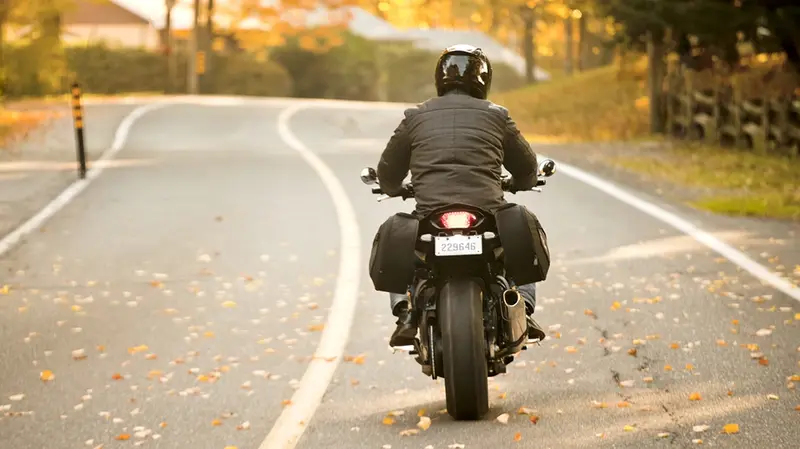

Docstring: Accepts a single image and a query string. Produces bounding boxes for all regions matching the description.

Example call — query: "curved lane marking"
[260,103,362,449]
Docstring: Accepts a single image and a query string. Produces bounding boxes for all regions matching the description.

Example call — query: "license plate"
[434,235,483,257]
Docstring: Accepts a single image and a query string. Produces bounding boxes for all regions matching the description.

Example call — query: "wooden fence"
[664,69,800,157]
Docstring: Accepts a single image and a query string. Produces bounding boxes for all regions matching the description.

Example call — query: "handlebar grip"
[536,179,546,187]
[372,188,383,194]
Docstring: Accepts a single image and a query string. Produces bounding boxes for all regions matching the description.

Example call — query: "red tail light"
[440,211,477,229]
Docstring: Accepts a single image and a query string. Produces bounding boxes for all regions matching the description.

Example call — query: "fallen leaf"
[417,416,431,430]
[657,432,671,438]
[722,423,739,434]
[115,434,131,441]
[617,401,631,408]
[529,415,540,424]
[400,429,419,436]
[112,373,123,380]
[9,394,24,401]
[221,301,237,308]
[40,370,55,381]
[211,419,222,426]
[308,324,325,332]
[755,328,772,337]
[514,432,522,441]
[623,425,636,432]
[496,413,510,424]
[693,425,710,433]
[689,392,702,401]
[382,416,395,425]
[767,394,779,400]
[128,345,148,355]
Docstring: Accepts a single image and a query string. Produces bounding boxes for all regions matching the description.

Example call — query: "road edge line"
[260,103,362,449]
[542,155,800,302]
[0,102,169,257]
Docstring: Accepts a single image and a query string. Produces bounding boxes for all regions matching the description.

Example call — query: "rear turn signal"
[440,211,477,229]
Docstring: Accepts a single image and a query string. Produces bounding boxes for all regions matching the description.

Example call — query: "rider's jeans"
[390,282,537,316]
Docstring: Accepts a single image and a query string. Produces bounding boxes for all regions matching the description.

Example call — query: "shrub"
[2,43,292,98]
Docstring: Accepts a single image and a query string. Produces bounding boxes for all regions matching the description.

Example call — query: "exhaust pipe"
[501,289,527,351]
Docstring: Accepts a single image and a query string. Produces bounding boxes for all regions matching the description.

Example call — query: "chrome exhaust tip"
[502,289,522,307]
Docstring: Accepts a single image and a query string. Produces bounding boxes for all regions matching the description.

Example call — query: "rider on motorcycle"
[376,44,548,347]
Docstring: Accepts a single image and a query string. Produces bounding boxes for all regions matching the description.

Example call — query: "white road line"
[0,102,168,257]
[543,156,800,302]
[260,104,362,449]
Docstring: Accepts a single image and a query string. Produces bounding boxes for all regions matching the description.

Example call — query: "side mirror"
[538,159,556,177]
[360,167,378,185]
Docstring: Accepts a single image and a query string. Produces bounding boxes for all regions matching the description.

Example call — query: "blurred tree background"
[1,0,798,136]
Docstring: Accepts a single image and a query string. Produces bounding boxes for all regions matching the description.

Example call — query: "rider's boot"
[389,294,416,347]
[517,284,546,341]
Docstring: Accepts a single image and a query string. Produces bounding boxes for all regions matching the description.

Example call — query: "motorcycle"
[360,159,557,421]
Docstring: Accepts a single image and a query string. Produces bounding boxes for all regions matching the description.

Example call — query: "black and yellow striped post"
[71,82,87,179]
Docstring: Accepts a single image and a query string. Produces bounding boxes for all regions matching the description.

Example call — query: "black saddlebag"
[494,203,550,285]
[369,212,419,293]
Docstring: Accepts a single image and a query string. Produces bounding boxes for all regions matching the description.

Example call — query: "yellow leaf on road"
[722,423,739,434]
[40,370,55,381]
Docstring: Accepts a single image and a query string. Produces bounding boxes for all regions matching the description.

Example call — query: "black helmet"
[434,44,493,99]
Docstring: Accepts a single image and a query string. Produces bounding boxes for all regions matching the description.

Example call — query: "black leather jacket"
[377,90,538,216]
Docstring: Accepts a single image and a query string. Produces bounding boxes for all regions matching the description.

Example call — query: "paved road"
[0,98,798,449]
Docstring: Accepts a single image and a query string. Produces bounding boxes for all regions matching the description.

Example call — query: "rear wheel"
[439,278,489,420]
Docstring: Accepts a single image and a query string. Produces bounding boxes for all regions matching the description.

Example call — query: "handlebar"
[371,177,545,202]
[361,159,556,202]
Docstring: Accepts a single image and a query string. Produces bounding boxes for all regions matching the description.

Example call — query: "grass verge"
[614,144,800,220]
[496,62,799,220]
[495,62,650,142]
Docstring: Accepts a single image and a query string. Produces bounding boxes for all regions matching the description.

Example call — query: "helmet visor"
[438,53,489,85]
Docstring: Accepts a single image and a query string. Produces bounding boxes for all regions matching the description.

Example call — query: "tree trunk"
[521,6,536,84]
[204,0,214,93]
[187,0,200,94]
[577,11,587,72]
[165,0,176,93]
[647,29,667,134]
[564,16,573,75]
[488,0,500,34]
[0,0,9,102]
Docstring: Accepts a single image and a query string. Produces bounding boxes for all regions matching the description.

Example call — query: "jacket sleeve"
[377,109,414,197]
[501,111,538,191]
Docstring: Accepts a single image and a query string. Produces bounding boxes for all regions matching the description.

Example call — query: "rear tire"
[439,278,489,420]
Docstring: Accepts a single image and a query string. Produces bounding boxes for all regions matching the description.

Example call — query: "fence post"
[70,82,87,179]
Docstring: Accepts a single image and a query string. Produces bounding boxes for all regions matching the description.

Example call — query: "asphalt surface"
[0,98,798,449]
